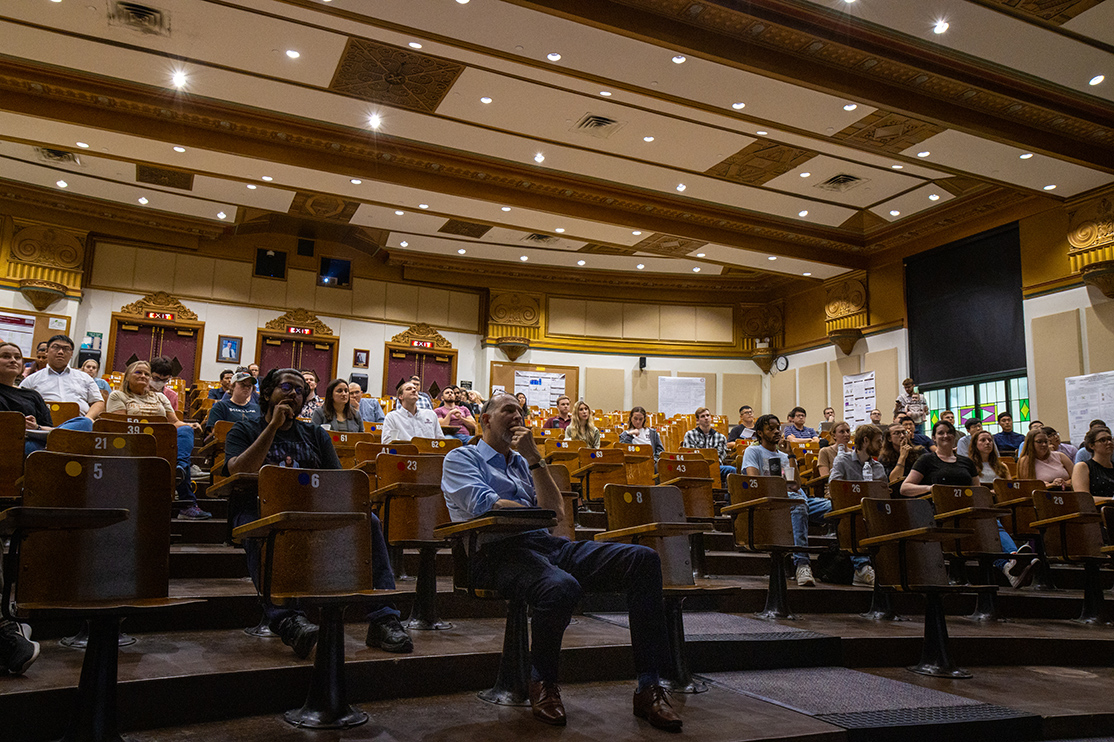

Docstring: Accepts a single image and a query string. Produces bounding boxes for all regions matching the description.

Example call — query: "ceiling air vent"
[522,233,559,245]
[570,113,626,140]
[108,2,171,36]
[35,148,82,166]
[815,173,867,193]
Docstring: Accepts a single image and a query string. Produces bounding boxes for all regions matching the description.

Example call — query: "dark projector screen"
[905,223,1024,385]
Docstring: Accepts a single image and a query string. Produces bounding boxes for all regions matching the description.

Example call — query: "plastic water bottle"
[861,458,873,481]
[837,442,848,457]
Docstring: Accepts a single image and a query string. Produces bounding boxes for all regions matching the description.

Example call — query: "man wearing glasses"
[19,334,104,420]
[224,368,411,660]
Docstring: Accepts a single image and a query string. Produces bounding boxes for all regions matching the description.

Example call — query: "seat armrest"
[231,511,366,540]
[659,476,714,487]
[1029,512,1102,528]
[934,506,1010,521]
[0,507,129,535]
[594,522,706,542]
[433,511,557,539]
[859,526,973,547]
[369,482,443,503]
[206,471,259,499]
[824,503,864,520]
[721,497,798,515]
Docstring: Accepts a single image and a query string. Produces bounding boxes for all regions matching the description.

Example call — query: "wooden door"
[385,350,453,398]
[111,322,157,373]
[260,337,296,375]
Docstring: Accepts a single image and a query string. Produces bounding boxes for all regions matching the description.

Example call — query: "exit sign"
[410,340,433,348]
[146,311,175,320]
[287,327,313,335]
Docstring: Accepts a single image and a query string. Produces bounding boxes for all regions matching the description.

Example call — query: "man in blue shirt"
[782,407,819,442]
[993,412,1025,455]
[901,415,935,452]
[348,382,385,423]
[208,369,234,400]
[441,392,682,731]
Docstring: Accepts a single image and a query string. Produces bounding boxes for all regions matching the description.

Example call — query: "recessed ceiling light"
[672,55,686,64]
[803,272,812,276]
[756,130,768,136]
[731,102,745,110]
[394,210,405,216]
[55,180,67,188]
[1043,184,1057,191]
[696,253,705,257]
[889,210,901,216]
[501,206,511,212]
[692,267,701,272]
[676,183,686,192]
[577,260,586,266]
[917,151,930,157]
[643,136,655,142]
[409,42,423,49]
[928,193,940,201]
[933,20,949,34]
[636,264,645,270]
[843,103,857,111]
[891,164,903,169]
[1090,75,1105,86]
[1019,153,1034,159]
[261,175,273,181]
[417,204,429,209]
[171,70,187,89]
[520,255,528,261]
[480,96,492,104]
[534,153,545,163]
[767,256,777,261]
[350,179,362,185]
[137,197,149,205]
[367,114,383,130]
[246,184,257,190]
[217,211,227,220]
[400,241,409,247]
[75,142,89,148]
[632,231,642,236]
[799,172,811,178]
[798,210,809,217]
[456,0,469,4]
[285,50,301,59]
[599,91,611,97]
[555,228,565,233]
[173,146,186,153]
[547,52,561,62]
[458,248,466,254]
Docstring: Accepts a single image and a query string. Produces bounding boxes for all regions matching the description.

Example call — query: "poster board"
[658,376,705,418]
[842,371,876,429]
[514,370,566,407]
[490,362,579,403]
[0,307,71,358]
[1065,369,1114,446]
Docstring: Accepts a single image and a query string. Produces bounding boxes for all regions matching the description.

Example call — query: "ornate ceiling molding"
[390,323,453,348]
[971,0,1104,26]
[488,292,542,328]
[10,223,84,270]
[119,291,199,321]
[264,308,335,336]
[705,142,817,186]
[329,37,465,113]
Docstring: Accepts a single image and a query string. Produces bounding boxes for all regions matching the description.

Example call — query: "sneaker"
[178,505,212,520]
[277,615,318,659]
[795,564,816,587]
[853,565,876,588]
[1002,557,1039,589]
[0,622,40,675]
[189,464,205,480]
[365,616,413,653]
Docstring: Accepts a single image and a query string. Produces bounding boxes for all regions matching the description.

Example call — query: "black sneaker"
[365,616,413,653]
[277,615,318,659]
[0,622,40,675]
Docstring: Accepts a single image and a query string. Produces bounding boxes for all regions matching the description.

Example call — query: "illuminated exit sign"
[287,327,313,335]
[410,340,433,348]
[146,311,175,320]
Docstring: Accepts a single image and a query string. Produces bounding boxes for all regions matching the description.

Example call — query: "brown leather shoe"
[528,680,567,726]
[633,685,683,732]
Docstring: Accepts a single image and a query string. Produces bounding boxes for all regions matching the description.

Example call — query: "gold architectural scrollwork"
[488,292,541,328]
[10,224,84,270]
[390,323,452,348]
[824,276,868,320]
[823,271,868,355]
[1067,196,1114,299]
[264,308,335,336]
[18,279,68,311]
[738,304,784,341]
[120,291,199,321]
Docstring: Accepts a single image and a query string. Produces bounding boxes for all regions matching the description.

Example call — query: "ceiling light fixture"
[409,42,423,49]
[917,151,930,157]
[643,136,655,142]
[696,252,705,257]
[350,179,362,184]
[1019,153,1034,159]
[417,204,428,210]
[173,146,186,153]
[889,210,901,216]
[400,241,409,247]
[672,55,686,64]
[261,176,273,181]
[171,70,187,89]
[246,184,257,189]
[732,102,745,110]
[367,113,382,129]
[803,272,812,276]
[756,130,768,136]
[798,210,809,217]
[480,96,492,104]
[138,197,149,205]
[76,142,89,148]
[632,231,642,235]
[217,211,227,220]
[843,103,857,111]
[456,0,469,4]
[501,206,511,212]
[599,91,611,97]
[891,164,903,169]
[56,180,67,188]
[520,255,528,261]
[547,52,561,61]
[768,256,777,261]
[933,20,949,34]
[1090,75,1105,86]
[1043,184,1057,191]
[636,264,645,270]
[555,228,565,233]
[799,172,810,178]
[676,183,686,192]
[394,210,404,216]
[285,50,300,59]
[928,193,940,201]
[534,153,545,163]
[458,248,467,254]
[577,260,586,266]
[692,267,700,272]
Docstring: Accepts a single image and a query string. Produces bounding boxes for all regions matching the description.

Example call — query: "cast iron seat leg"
[61,616,123,742]
[756,551,796,620]
[283,605,368,729]
[689,532,708,580]
[61,620,136,649]
[660,595,707,694]
[908,592,972,679]
[478,598,530,706]
[406,545,452,630]
[861,582,905,621]
[968,557,1006,622]
[244,609,278,638]
[389,545,411,581]
[1075,562,1110,625]
[1031,535,1059,592]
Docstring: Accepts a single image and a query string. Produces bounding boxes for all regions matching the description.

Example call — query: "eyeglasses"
[151,374,170,382]
[277,381,306,396]
[48,344,73,352]
[1095,437,1113,444]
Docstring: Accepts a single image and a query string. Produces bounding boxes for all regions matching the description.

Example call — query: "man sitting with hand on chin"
[441,392,682,732]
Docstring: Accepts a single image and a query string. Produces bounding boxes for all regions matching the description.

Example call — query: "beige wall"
[585,367,626,412]
[1033,310,1084,433]
[548,297,733,344]
[632,370,670,412]
[864,347,899,420]
[1085,303,1114,374]
[724,373,764,417]
[829,355,863,419]
[798,363,827,420]
[770,368,797,421]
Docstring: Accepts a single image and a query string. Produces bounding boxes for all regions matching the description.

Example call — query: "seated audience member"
[107,360,210,520]
[349,383,385,424]
[894,377,927,433]
[544,395,573,430]
[993,412,1025,455]
[940,410,956,427]
[879,423,924,486]
[1018,427,1073,490]
[683,407,737,481]
[206,371,260,429]
[782,407,819,443]
[826,424,883,586]
[900,421,977,497]
[299,369,324,419]
[742,414,872,587]
[817,421,851,477]
[1071,426,1114,504]
[0,341,94,455]
[564,400,601,448]
[247,363,260,381]
[224,368,410,657]
[209,369,234,400]
[310,378,361,432]
[435,387,476,443]
[515,392,531,420]
[901,414,935,451]
[869,408,884,429]
[970,430,1010,485]
[20,334,105,420]
[1016,420,1045,458]
[1075,419,1107,464]
[619,406,664,459]
[80,357,111,401]
[727,405,757,448]
[383,380,446,443]
[22,341,47,379]
[406,375,435,411]
[957,418,998,457]
[440,392,682,731]
[149,356,181,411]
[1045,427,1077,462]
[820,406,836,432]
[462,389,484,418]
[968,429,1036,587]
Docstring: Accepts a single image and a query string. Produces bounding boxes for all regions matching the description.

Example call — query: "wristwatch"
[529,460,547,471]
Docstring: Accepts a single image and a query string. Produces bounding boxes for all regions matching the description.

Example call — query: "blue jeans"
[25,416,93,456]
[175,426,196,502]
[231,500,399,628]
[788,490,869,569]
[473,531,666,684]
[993,522,1020,570]
[720,464,737,485]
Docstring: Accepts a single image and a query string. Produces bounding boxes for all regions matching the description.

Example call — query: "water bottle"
[861,457,873,481]
[837,442,848,457]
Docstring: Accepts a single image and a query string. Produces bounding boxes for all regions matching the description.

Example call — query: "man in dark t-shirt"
[727,404,756,449]
[224,368,411,659]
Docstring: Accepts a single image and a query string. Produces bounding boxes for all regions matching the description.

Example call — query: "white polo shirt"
[381,406,445,443]
[20,365,103,414]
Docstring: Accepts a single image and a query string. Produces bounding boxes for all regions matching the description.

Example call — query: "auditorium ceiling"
[0,0,1112,293]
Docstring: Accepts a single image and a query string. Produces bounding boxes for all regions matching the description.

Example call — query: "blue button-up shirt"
[442,439,536,522]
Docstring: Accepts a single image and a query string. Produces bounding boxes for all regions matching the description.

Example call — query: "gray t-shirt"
[829,453,886,483]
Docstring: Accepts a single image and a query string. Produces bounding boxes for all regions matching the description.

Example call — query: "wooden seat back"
[545,438,586,465]
[576,447,627,502]
[362,421,384,433]
[602,483,693,587]
[19,452,174,607]
[327,431,380,468]
[92,419,178,473]
[0,411,26,502]
[46,401,81,426]
[549,463,577,541]
[660,451,703,462]
[861,497,948,589]
[992,478,1043,535]
[354,441,419,468]
[46,428,158,458]
[410,437,462,454]
[98,412,168,423]
[827,479,890,554]
[1001,456,1018,478]
[725,473,795,551]
[931,484,1000,555]
[257,466,373,600]
[614,443,655,486]
[374,453,449,543]
[1031,489,1105,561]
[690,448,722,484]
[658,457,715,518]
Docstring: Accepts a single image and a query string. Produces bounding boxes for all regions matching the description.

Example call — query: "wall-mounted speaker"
[639,356,647,370]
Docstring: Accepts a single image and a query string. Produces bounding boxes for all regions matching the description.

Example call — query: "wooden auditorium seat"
[571,448,626,506]
[826,479,897,620]
[46,400,81,426]
[614,442,655,486]
[326,431,380,468]
[410,437,462,454]
[547,462,579,542]
[1029,489,1110,624]
[0,411,25,504]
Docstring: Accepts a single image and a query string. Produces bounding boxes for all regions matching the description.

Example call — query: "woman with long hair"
[515,392,530,421]
[1071,426,1114,504]
[1018,426,1073,489]
[879,423,923,485]
[311,378,362,432]
[900,420,974,497]
[969,429,1009,484]
[565,400,601,448]
[107,360,210,519]
[0,340,94,456]
[618,406,664,459]
[817,421,851,477]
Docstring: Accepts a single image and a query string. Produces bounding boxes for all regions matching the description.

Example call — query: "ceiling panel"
[868,184,957,223]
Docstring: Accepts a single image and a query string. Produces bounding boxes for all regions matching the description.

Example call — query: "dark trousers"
[473,532,667,683]
[232,501,399,627]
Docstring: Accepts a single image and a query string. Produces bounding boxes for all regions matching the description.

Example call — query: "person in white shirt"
[19,334,104,419]
[382,380,446,443]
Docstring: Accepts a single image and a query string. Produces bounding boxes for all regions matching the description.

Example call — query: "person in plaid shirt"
[682,407,737,483]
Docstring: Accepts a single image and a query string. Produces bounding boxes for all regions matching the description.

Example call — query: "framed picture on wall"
[217,335,242,364]
[353,349,369,369]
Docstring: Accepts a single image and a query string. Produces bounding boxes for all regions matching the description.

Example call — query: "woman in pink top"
[1017,427,1073,489]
